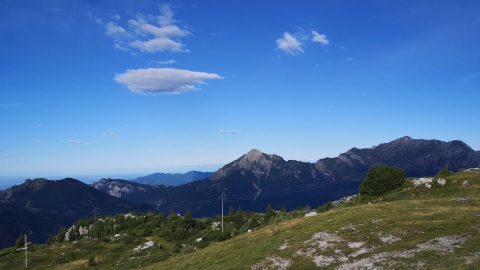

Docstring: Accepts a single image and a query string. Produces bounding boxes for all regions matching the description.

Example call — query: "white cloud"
[68,139,82,144]
[312,31,329,45]
[276,30,330,55]
[276,32,304,55]
[104,4,189,53]
[114,68,222,95]
[219,129,238,135]
[158,59,176,65]
[105,22,127,38]
[130,37,185,53]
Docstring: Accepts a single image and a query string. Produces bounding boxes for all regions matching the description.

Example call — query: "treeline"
[41,204,306,252]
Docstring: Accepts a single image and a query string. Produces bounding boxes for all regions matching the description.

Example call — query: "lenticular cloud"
[115,68,222,95]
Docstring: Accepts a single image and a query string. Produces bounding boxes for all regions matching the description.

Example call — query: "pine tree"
[228,206,235,217]
[235,207,244,224]
[47,234,54,245]
[168,209,177,220]
[184,210,193,222]
[436,165,451,178]
[15,234,24,249]
[265,204,275,220]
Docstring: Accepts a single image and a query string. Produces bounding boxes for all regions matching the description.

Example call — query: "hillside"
[0,178,151,248]
[146,169,480,269]
[1,169,479,269]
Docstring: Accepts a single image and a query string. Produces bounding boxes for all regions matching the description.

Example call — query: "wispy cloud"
[219,129,238,135]
[105,21,128,38]
[68,139,82,144]
[0,152,13,157]
[158,59,176,65]
[276,30,330,55]
[33,122,44,128]
[115,68,222,95]
[276,32,304,55]
[312,31,329,45]
[104,4,190,53]
[344,57,357,62]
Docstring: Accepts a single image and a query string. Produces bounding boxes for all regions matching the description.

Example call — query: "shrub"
[360,165,406,196]
[264,204,275,221]
[436,165,451,178]
[15,235,25,249]
[317,202,333,213]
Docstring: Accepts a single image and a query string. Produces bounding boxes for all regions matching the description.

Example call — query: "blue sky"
[1,0,480,185]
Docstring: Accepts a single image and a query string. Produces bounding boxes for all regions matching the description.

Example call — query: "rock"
[251,256,291,270]
[380,235,401,244]
[133,241,155,253]
[437,178,446,186]
[412,177,433,187]
[304,211,318,217]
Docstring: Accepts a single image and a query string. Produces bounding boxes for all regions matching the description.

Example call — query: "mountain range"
[1,136,479,248]
[92,136,480,216]
[132,171,213,186]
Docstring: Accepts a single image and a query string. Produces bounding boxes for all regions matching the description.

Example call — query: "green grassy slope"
[1,170,479,269]
[144,170,480,269]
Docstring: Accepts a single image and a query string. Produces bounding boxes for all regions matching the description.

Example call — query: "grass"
[1,170,480,269]
[144,170,480,269]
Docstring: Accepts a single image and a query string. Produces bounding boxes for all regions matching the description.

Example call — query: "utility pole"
[93,207,97,239]
[16,234,30,268]
[221,192,224,233]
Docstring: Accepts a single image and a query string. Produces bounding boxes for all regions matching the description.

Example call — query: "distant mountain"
[0,178,151,248]
[93,137,480,216]
[133,171,213,186]
[92,178,170,208]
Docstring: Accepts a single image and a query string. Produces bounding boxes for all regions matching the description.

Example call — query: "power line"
[123,158,428,213]
[222,158,427,201]
[221,192,224,232]
[93,158,430,215]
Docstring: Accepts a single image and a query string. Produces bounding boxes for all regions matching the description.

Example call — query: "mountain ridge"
[93,136,480,216]
[0,178,151,248]
[133,171,213,186]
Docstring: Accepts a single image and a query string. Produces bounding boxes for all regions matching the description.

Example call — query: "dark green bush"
[317,202,333,212]
[360,165,406,196]
[436,165,451,178]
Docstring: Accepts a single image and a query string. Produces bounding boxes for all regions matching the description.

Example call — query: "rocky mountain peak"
[243,149,263,160]
[391,136,414,145]
[211,149,285,181]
